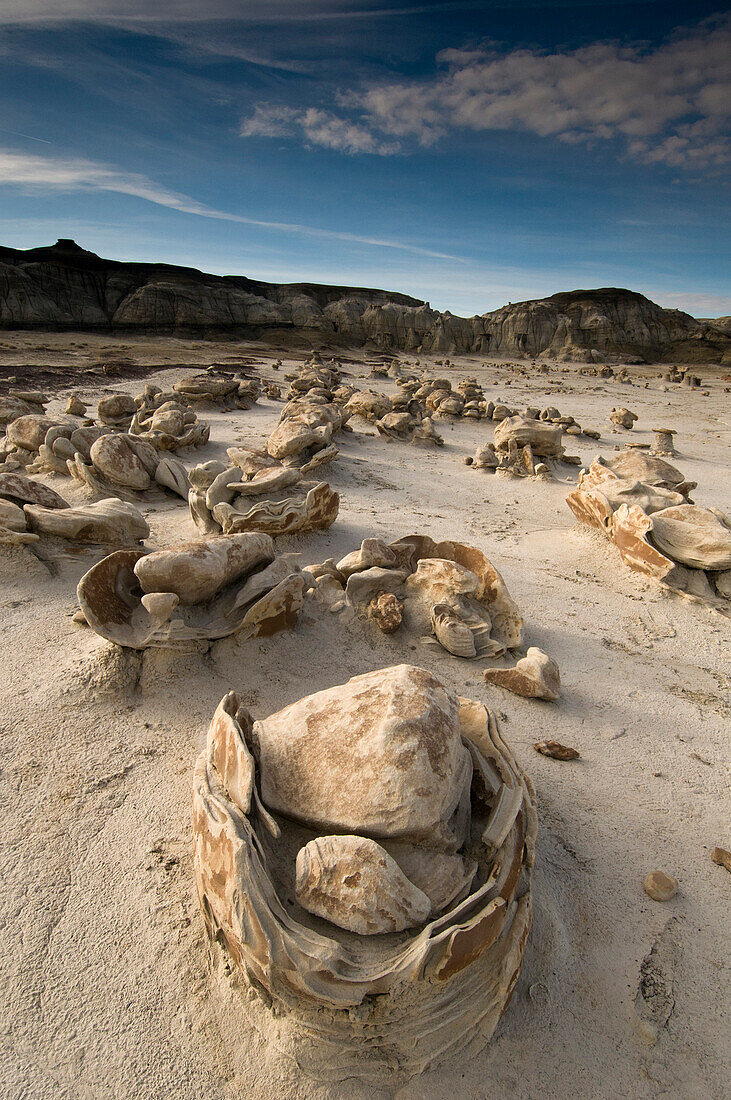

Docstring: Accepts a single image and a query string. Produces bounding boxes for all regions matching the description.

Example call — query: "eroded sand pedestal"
[193,666,536,1082]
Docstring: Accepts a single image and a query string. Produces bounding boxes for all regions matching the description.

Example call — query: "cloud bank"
[241,15,731,169]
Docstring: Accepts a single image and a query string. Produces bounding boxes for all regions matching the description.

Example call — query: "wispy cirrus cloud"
[0,146,456,258]
[240,104,400,155]
[241,14,731,169]
[0,1,466,25]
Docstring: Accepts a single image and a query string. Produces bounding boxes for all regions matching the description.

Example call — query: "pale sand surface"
[0,336,729,1099]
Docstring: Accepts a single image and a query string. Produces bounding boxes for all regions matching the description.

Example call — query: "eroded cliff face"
[0,239,727,363]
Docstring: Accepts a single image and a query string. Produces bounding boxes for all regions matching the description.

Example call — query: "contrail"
[0,127,51,144]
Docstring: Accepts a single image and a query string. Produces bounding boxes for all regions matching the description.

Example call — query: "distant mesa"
[0,240,728,364]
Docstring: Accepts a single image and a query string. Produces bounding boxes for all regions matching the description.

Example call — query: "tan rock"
[23,497,149,544]
[643,870,678,901]
[6,415,59,452]
[431,601,500,658]
[346,566,408,607]
[89,434,151,490]
[212,482,339,537]
[493,415,564,457]
[533,740,579,760]
[0,498,27,532]
[338,537,398,577]
[345,390,392,421]
[610,407,638,429]
[0,472,69,510]
[368,592,403,633]
[383,842,477,915]
[250,664,472,841]
[485,648,560,700]
[266,418,321,460]
[97,393,136,424]
[295,835,431,934]
[711,847,731,872]
[134,532,275,605]
[192,681,536,1065]
[649,505,731,571]
[65,395,86,416]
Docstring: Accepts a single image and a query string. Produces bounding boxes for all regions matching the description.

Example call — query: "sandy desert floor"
[0,334,729,1099]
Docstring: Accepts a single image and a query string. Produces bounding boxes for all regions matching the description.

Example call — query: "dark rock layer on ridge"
[0,240,728,364]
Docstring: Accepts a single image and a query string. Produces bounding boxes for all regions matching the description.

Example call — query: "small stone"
[711,847,731,872]
[533,740,579,760]
[643,870,678,902]
[65,395,86,416]
[368,592,404,633]
[72,609,88,625]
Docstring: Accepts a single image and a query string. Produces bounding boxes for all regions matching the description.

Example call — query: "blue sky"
[0,1,729,316]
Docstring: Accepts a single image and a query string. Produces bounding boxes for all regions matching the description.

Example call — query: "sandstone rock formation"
[24,497,149,545]
[77,532,308,647]
[484,648,561,701]
[192,667,536,1079]
[0,470,149,546]
[1,240,727,363]
[567,451,730,610]
[465,403,599,478]
[188,451,338,537]
[0,383,203,499]
[295,835,432,934]
[307,534,524,658]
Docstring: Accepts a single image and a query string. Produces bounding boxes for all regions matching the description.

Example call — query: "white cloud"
[241,15,731,169]
[240,104,400,154]
[652,291,731,317]
[0,146,455,258]
[0,1,442,25]
[353,16,731,168]
[239,105,301,139]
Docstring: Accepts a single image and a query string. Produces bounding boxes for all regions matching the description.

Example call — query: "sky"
[0,1,729,317]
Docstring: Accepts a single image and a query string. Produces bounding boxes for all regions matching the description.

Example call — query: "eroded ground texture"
[1,333,729,1099]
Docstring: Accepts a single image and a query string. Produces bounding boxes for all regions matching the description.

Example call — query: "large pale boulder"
[24,498,149,544]
[267,419,320,460]
[649,506,731,571]
[134,532,275,605]
[89,434,152,490]
[6,415,59,452]
[250,664,472,841]
[0,472,69,509]
[493,415,564,457]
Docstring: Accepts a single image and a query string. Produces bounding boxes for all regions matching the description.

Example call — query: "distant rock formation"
[0,239,728,363]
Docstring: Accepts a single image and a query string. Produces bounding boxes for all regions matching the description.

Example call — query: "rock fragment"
[533,740,580,760]
[711,847,731,872]
[368,592,403,633]
[485,647,561,700]
[643,870,678,901]
[295,834,432,934]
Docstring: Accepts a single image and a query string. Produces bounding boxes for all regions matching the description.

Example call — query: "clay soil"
[1,332,729,1099]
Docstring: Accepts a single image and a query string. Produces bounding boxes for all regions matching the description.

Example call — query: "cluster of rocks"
[188,448,338,538]
[346,375,502,447]
[306,534,523,660]
[264,364,351,472]
[0,382,216,501]
[0,471,149,547]
[171,372,260,410]
[567,449,731,610]
[465,406,599,479]
[193,663,536,1079]
[76,531,308,647]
